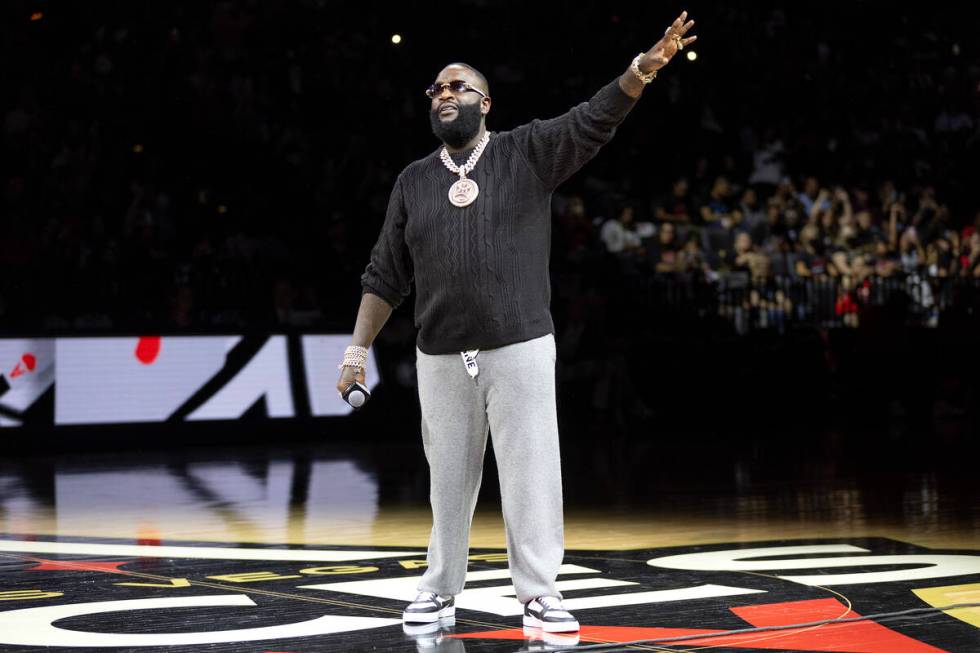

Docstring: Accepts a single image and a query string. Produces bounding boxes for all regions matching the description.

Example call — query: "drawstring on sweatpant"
[460,349,479,378]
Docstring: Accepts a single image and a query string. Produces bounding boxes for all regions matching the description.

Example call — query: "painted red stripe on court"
[452,598,947,652]
[27,559,132,573]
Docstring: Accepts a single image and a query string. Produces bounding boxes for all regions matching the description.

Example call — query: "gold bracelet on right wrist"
[631,53,657,84]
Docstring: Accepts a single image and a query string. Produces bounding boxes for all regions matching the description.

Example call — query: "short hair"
[445,62,489,96]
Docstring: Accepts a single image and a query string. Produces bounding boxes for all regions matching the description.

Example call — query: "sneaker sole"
[403,606,455,624]
[523,613,580,633]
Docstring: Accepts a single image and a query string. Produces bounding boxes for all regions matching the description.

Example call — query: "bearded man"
[336,12,697,633]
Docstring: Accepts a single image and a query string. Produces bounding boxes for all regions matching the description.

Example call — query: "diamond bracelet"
[338,345,368,370]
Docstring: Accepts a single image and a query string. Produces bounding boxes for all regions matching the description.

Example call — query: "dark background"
[1,1,978,450]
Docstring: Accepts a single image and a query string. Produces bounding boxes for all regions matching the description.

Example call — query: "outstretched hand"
[642,10,697,71]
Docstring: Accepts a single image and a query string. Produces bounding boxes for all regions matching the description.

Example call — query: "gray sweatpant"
[415,332,564,604]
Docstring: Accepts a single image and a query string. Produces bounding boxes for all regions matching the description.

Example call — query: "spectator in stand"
[700,175,742,230]
[960,231,980,278]
[898,228,926,274]
[600,205,645,258]
[795,224,829,278]
[738,187,766,241]
[653,177,695,225]
[850,253,874,283]
[809,187,852,233]
[759,197,784,242]
[927,237,955,278]
[851,209,881,251]
[730,231,770,280]
[678,232,708,276]
[730,231,753,274]
[875,244,900,278]
[646,222,681,273]
[813,187,855,277]
[798,176,831,218]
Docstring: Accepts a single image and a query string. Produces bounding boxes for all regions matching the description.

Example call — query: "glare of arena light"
[30,12,43,21]
[217,205,228,215]
[132,144,144,154]
[391,34,402,45]
[686,50,697,61]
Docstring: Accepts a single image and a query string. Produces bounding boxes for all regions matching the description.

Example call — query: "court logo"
[0,536,977,651]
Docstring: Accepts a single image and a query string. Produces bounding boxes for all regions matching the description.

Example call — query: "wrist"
[338,344,368,371]
[637,54,660,75]
[630,54,657,84]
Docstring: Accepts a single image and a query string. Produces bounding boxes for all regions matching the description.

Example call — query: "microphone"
[342,381,371,409]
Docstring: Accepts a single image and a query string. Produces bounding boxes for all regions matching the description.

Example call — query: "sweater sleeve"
[360,175,414,309]
[512,77,638,190]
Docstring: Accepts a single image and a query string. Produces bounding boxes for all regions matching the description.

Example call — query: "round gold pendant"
[448,178,479,207]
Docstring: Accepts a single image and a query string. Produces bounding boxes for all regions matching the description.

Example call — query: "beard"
[429,101,483,150]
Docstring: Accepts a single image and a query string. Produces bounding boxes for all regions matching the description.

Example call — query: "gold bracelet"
[631,53,657,84]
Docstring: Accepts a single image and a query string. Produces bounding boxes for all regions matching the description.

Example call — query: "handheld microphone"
[342,381,371,409]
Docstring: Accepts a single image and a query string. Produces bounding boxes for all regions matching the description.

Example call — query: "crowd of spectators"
[593,178,980,283]
[1,1,977,338]
[569,174,980,331]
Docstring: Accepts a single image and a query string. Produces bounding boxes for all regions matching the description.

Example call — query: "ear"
[481,95,492,116]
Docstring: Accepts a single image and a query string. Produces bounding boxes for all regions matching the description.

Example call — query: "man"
[336,12,697,633]
[653,176,695,224]
[647,221,680,273]
[600,204,644,255]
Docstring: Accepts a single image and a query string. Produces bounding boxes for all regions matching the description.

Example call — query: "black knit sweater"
[361,77,638,355]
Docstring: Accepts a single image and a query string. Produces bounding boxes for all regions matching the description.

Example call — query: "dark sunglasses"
[425,80,488,99]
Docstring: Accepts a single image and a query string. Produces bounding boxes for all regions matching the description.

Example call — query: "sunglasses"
[425,80,488,99]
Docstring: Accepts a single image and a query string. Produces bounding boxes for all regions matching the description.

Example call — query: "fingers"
[666,12,696,48]
[682,35,697,47]
[336,367,366,396]
[670,11,691,33]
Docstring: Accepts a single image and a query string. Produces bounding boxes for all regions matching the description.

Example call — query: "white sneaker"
[403,591,455,623]
[522,595,579,632]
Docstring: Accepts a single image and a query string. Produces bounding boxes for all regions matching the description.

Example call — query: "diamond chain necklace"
[440,132,490,179]
[439,132,490,208]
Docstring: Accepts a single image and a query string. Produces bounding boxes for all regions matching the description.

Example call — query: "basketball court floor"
[0,432,977,652]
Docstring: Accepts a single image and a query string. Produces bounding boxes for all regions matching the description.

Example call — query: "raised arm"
[514,11,697,190]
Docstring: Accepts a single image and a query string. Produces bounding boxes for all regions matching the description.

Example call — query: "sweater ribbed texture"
[362,77,637,354]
